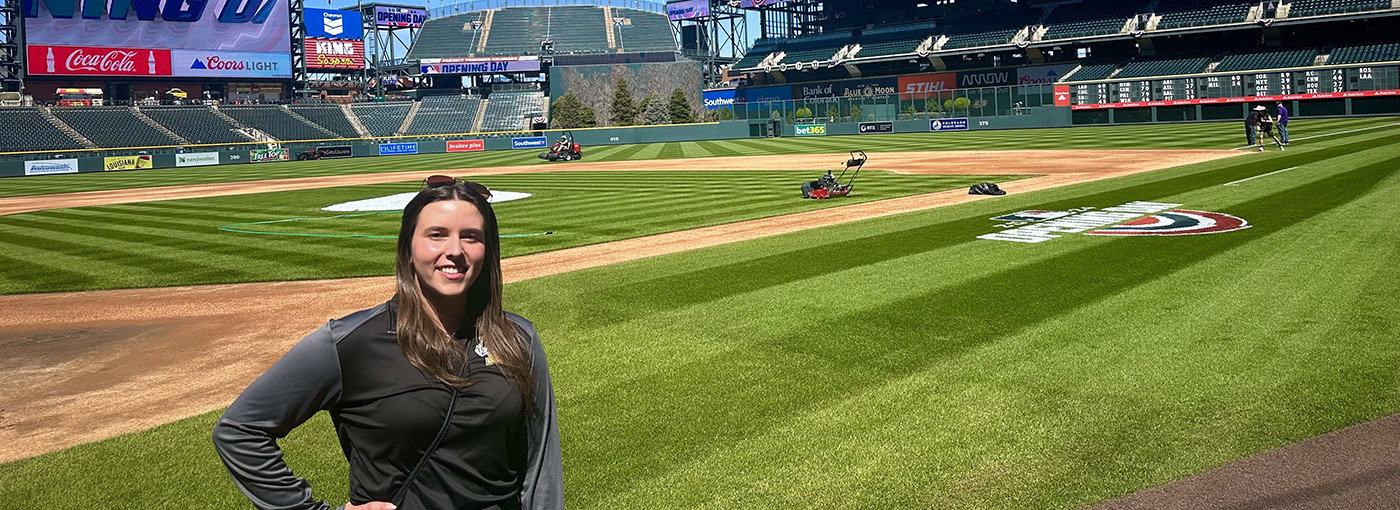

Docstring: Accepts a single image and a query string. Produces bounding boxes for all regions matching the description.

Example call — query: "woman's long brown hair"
[394,184,534,410]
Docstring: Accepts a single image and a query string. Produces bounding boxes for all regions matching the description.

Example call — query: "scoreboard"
[1070,65,1400,109]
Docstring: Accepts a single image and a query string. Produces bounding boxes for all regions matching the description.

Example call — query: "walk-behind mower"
[538,131,583,161]
[801,150,866,199]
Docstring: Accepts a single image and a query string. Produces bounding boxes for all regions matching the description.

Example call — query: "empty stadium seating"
[406,12,486,60]
[775,32,852,65]
[406,95,483,135]
[0,108,84,151]
[1113,56,1211,78]
[351,103,413,137]
[482,7,550,56]
[734,38,785,69]
[1155,0,1254,29]
[1060,63,1120,81]
[1042,1,1146,40]
[1329,42,1400,64]
[481,90,543,132]
[857,23,940,59]
[289,105,362,138]
[1214,48,1319,72]
[139,106,247,144]
[220,106,332,142]
[614,8,680,54]
[51,107,178,148]
[1288,0,1392,17]
[942,10,1044,50]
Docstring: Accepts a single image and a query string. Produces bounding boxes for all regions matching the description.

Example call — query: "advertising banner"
[172,50,291,79]
[103,155,154,171]
[837,77,898,98]
[379,142,419,156]
[1054,85,1071,107]
[1016,64,1078,86]
[305,39,365,70]
[957,69,1015,88]
[667,0,710,21]
[24,0,291,78]
[930,118,970,131]
[447,140,486,152]
[176,152,220,167]
[898,73,957,96]
[739,85,790,103]
[703,89,736,110]
[794,124,827,136]
[250,148,290,163]
[318,145,353,158]
[376,6,427,28]
[512,137,548,149]
[305,8,364,39]
[859,121,894,134]
[420,57,541,75]
[24,158,79,176]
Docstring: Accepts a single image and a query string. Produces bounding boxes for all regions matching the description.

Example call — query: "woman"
[213,177,562,510]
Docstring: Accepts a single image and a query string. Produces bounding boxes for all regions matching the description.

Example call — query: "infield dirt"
[0,149,1240,462]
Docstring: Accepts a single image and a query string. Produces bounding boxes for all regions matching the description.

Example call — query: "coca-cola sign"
[27,45,172,76]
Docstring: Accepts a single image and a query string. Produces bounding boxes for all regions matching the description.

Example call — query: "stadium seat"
[857,23,941,58]
[1288,0,1392,17]
[1328,42,1400,64]
[139,106,247,145]
[0,108,85,151]
[1155,0,1254,29]
[481,90,544,132]
[1214,48,1319,72]
[1042,1,1148,40]
[220,106,334,142]
[407,12,485,60]
[51,106,179,148]
[405,95,483,135]
[941,10,1045,50]
[288,105,362,138]
[350,103,413,137]
[614,8,679,54]
[1060,63,1120,81]
[1113,56,1211,78]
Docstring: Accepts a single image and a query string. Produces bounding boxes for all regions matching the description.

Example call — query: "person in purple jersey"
[1276,101,1290,145]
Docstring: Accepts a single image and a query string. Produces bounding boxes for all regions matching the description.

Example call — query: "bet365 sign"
[23,0,278,23]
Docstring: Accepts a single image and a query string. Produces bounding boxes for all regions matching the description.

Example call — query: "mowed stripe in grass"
[2,116,1394,199]
[0,170,1016,294]
[2,122,1396,509]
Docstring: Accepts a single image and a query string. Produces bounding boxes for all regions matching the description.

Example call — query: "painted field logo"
[979,201,1249,243]
[1086,210,1250,236]
[795,124,827,136]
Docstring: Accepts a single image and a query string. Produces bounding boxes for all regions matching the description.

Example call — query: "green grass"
[0,170,1017,294]
[1,116,1394,198]
[2,124,1398,508]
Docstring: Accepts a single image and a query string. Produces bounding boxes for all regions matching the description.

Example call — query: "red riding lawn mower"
[801,150,866,199]
[538,131,583,162]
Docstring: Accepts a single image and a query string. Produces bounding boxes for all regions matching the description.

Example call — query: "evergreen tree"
[610,77,638,126]
[667,88,694,124]
[549,92,597,129]
[641,93,672,125]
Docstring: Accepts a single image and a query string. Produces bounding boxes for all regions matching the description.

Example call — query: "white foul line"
[1224,166,1300,186]
[1229,122,1400,151]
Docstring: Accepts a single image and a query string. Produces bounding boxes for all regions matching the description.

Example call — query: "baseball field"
[1,116,1397,508]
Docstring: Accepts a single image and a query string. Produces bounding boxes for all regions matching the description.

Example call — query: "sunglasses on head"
[423,175,491,199]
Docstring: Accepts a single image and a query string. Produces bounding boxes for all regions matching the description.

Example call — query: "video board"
[23,0,292,79]
[1070,66,1400,109]
[375,6,426,28]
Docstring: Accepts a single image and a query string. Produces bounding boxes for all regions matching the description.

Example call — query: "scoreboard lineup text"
[1072,65,1400,105]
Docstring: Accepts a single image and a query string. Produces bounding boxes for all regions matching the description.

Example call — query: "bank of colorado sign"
[305,39,364,70]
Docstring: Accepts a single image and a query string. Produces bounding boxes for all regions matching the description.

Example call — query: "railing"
[430,0,665,18]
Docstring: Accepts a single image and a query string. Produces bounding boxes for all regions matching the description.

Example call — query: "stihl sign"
[27,45,172,76]
[22,0,278,23]
[304,38,364,70]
